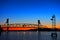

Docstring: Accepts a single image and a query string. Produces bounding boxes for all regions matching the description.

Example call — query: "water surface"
[0,31,60,40]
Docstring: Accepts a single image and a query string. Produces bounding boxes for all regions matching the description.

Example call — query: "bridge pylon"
[38,20,41,31]
[6,18,9,31]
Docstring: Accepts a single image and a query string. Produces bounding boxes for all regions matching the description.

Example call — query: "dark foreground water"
[0,31,60,40]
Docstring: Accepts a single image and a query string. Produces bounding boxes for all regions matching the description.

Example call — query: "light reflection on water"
[0,31,60,40]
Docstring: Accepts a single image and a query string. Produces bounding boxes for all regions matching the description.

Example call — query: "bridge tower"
[51,15,57,37]
[38,20,41,30]
[6,18,9,31]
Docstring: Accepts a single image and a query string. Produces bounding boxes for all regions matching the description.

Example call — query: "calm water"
[0,31,60,40]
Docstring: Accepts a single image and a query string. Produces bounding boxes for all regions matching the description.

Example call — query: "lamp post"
[51,15,57,37]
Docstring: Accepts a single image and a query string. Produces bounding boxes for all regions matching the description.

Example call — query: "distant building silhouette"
[0,25,3,32]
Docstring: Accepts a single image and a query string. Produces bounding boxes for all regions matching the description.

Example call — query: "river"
[0,31,60,40]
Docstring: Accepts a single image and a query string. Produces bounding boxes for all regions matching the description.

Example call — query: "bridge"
[1,19,44,31]
[2,23,38,28]
[0,15,57,31]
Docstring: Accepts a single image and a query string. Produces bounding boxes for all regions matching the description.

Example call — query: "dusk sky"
[0,0,60,28]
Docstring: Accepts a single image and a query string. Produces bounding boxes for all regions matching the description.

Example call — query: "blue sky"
[0,0,60,26]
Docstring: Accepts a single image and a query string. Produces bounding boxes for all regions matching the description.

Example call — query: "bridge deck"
[2,27,38,31]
